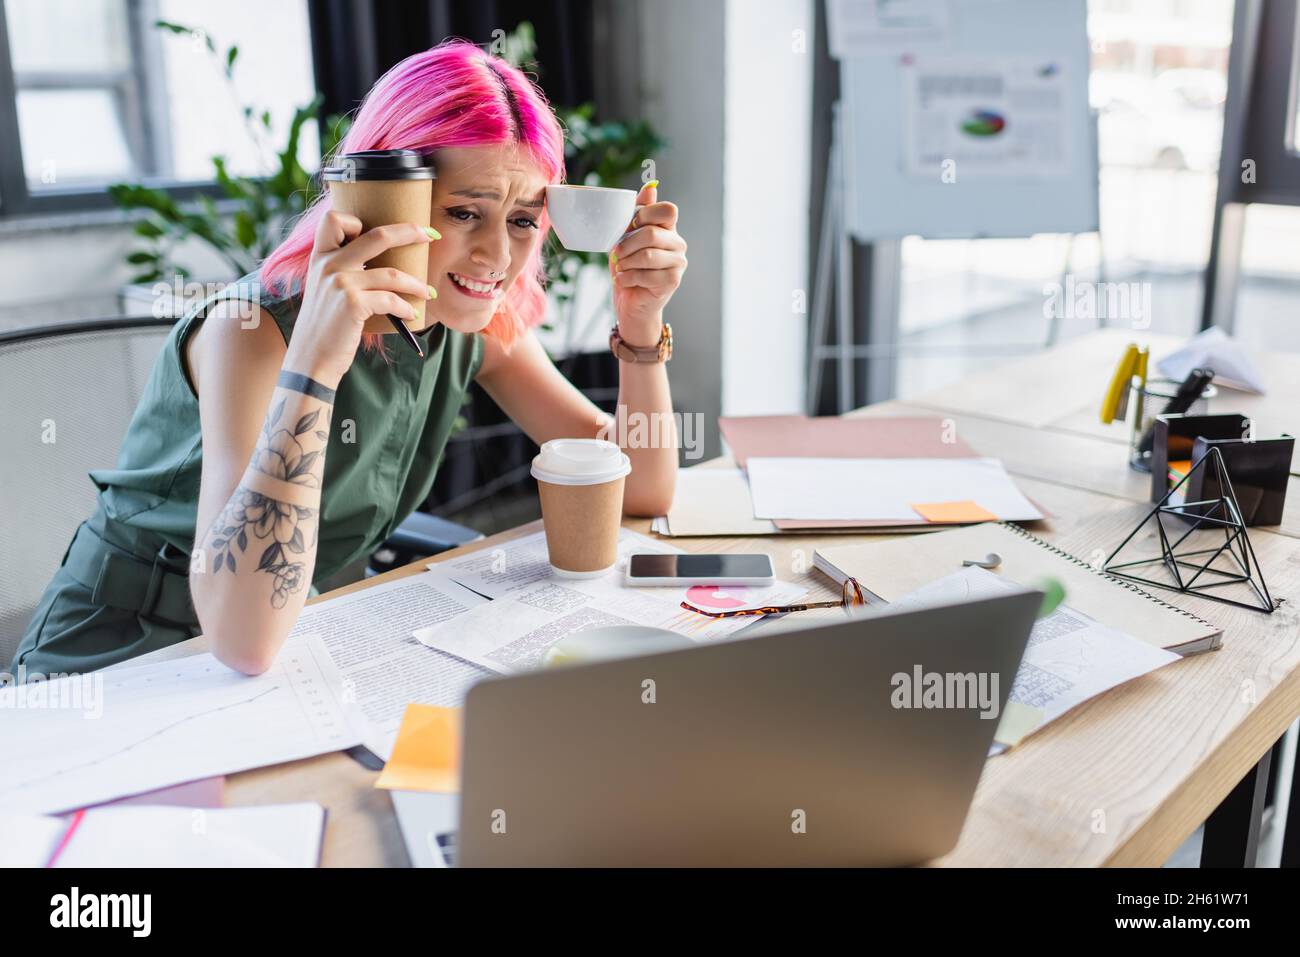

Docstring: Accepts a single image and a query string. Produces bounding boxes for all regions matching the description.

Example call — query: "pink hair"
[261,40,566,355]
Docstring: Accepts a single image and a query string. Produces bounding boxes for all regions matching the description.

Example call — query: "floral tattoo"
[207,394,331,609]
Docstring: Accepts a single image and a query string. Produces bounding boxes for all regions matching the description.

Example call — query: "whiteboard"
[837,0,1098,240]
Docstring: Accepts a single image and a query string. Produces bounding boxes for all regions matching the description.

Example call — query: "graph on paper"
[0,634,365,816]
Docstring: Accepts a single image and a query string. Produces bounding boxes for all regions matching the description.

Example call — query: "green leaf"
[234,210,257,249]
[154,20,213,53]
[261,110,272,129]
[107,183,183,220]
[225,45,238,77]
[126,250,157,265]
[133,219,164,238]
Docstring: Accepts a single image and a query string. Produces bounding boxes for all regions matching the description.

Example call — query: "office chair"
[0,317,479,666]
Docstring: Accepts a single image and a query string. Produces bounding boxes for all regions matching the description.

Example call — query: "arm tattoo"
[206,393,332,609]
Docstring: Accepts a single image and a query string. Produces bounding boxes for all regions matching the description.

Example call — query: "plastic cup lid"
[531,438,631,486]
[321,149,436,181]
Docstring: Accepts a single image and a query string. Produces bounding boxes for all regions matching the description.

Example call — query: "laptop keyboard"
[434,831,457,867]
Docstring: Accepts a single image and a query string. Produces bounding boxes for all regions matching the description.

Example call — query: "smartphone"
[625,553,776,587]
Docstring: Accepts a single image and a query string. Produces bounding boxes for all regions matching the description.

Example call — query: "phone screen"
[628,554,774,579]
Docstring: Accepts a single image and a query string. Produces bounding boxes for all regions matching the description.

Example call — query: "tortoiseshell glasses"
[680,577,867,619]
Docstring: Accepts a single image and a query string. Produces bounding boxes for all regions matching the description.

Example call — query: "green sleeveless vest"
[88,271,484,587]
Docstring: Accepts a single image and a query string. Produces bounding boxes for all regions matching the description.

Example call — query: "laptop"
[394,589,1039,867]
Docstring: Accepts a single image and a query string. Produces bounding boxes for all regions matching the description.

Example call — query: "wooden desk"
[219,330,1300,867]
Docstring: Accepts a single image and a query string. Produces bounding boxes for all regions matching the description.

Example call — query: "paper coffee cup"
[322,150,436,335]
[545,185,638,253]
[531,439,632,578]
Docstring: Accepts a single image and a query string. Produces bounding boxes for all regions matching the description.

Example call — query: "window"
[893,0,1236,399]
[0,0,317,212]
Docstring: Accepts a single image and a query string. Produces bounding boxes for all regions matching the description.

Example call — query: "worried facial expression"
[420,144,550,334]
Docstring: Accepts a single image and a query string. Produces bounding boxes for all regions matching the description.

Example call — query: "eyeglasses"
[680,577,867,619]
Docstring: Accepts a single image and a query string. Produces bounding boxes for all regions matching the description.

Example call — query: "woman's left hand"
[610,181,687,346]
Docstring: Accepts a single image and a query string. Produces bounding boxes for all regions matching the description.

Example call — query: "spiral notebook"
[814,524,1222,655]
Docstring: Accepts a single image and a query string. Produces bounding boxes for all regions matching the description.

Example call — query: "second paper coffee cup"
[322,149,436,335]
[531,438,632,578]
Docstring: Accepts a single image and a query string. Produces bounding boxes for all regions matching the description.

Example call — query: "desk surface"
[216,329,1300,866]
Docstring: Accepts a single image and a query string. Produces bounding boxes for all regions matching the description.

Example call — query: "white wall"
[0,216,231,330]
[721,0,812,417]
[629,0,729,461]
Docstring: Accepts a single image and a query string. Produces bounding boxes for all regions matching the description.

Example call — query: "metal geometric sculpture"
[1103,446,1279,613]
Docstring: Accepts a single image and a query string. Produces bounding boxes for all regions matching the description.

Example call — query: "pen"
[387,313,424,358]
[1136,366,1214,454]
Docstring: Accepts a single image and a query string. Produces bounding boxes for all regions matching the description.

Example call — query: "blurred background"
[1,0,1297,571]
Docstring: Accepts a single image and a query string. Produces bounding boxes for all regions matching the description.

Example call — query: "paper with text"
[889,567,1180,748]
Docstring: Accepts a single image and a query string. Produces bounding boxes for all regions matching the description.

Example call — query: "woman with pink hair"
[12,40,686,678]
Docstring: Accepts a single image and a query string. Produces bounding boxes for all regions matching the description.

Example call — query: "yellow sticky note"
[374,704,461,793]
[911,500,999,524]
[994,701,1045,748]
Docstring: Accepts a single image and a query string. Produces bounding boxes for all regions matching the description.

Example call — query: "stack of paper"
[746,457,1043,524]
[1,803,326,867]
[0,634,369,816]
[657,467,777,537]
[287,570,495,761]
[652,415,1040,536]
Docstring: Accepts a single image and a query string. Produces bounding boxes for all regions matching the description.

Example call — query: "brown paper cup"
[328,179,432,335]
[537,476,626,576]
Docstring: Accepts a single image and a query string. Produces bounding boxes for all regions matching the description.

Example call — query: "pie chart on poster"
[685,585,751,610]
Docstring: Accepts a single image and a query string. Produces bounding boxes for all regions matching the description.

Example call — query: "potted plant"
[110,19,350,318]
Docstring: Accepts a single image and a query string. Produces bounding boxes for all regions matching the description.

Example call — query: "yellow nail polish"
[645,179,659,189]
[424,226,441,240]
[427,284,437,299]
[610,251,618,266]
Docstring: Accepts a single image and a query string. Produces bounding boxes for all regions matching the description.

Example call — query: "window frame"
[0,0,271,218]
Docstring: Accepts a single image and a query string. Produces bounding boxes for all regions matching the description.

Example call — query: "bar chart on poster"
[829,0,1098,239]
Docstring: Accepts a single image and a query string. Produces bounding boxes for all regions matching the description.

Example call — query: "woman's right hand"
[282,211,436,387]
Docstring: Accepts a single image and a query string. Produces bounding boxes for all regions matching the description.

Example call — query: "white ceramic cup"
[545,185,638,252]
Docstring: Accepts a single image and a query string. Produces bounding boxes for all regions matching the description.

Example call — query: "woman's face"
[423,144,550,334]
